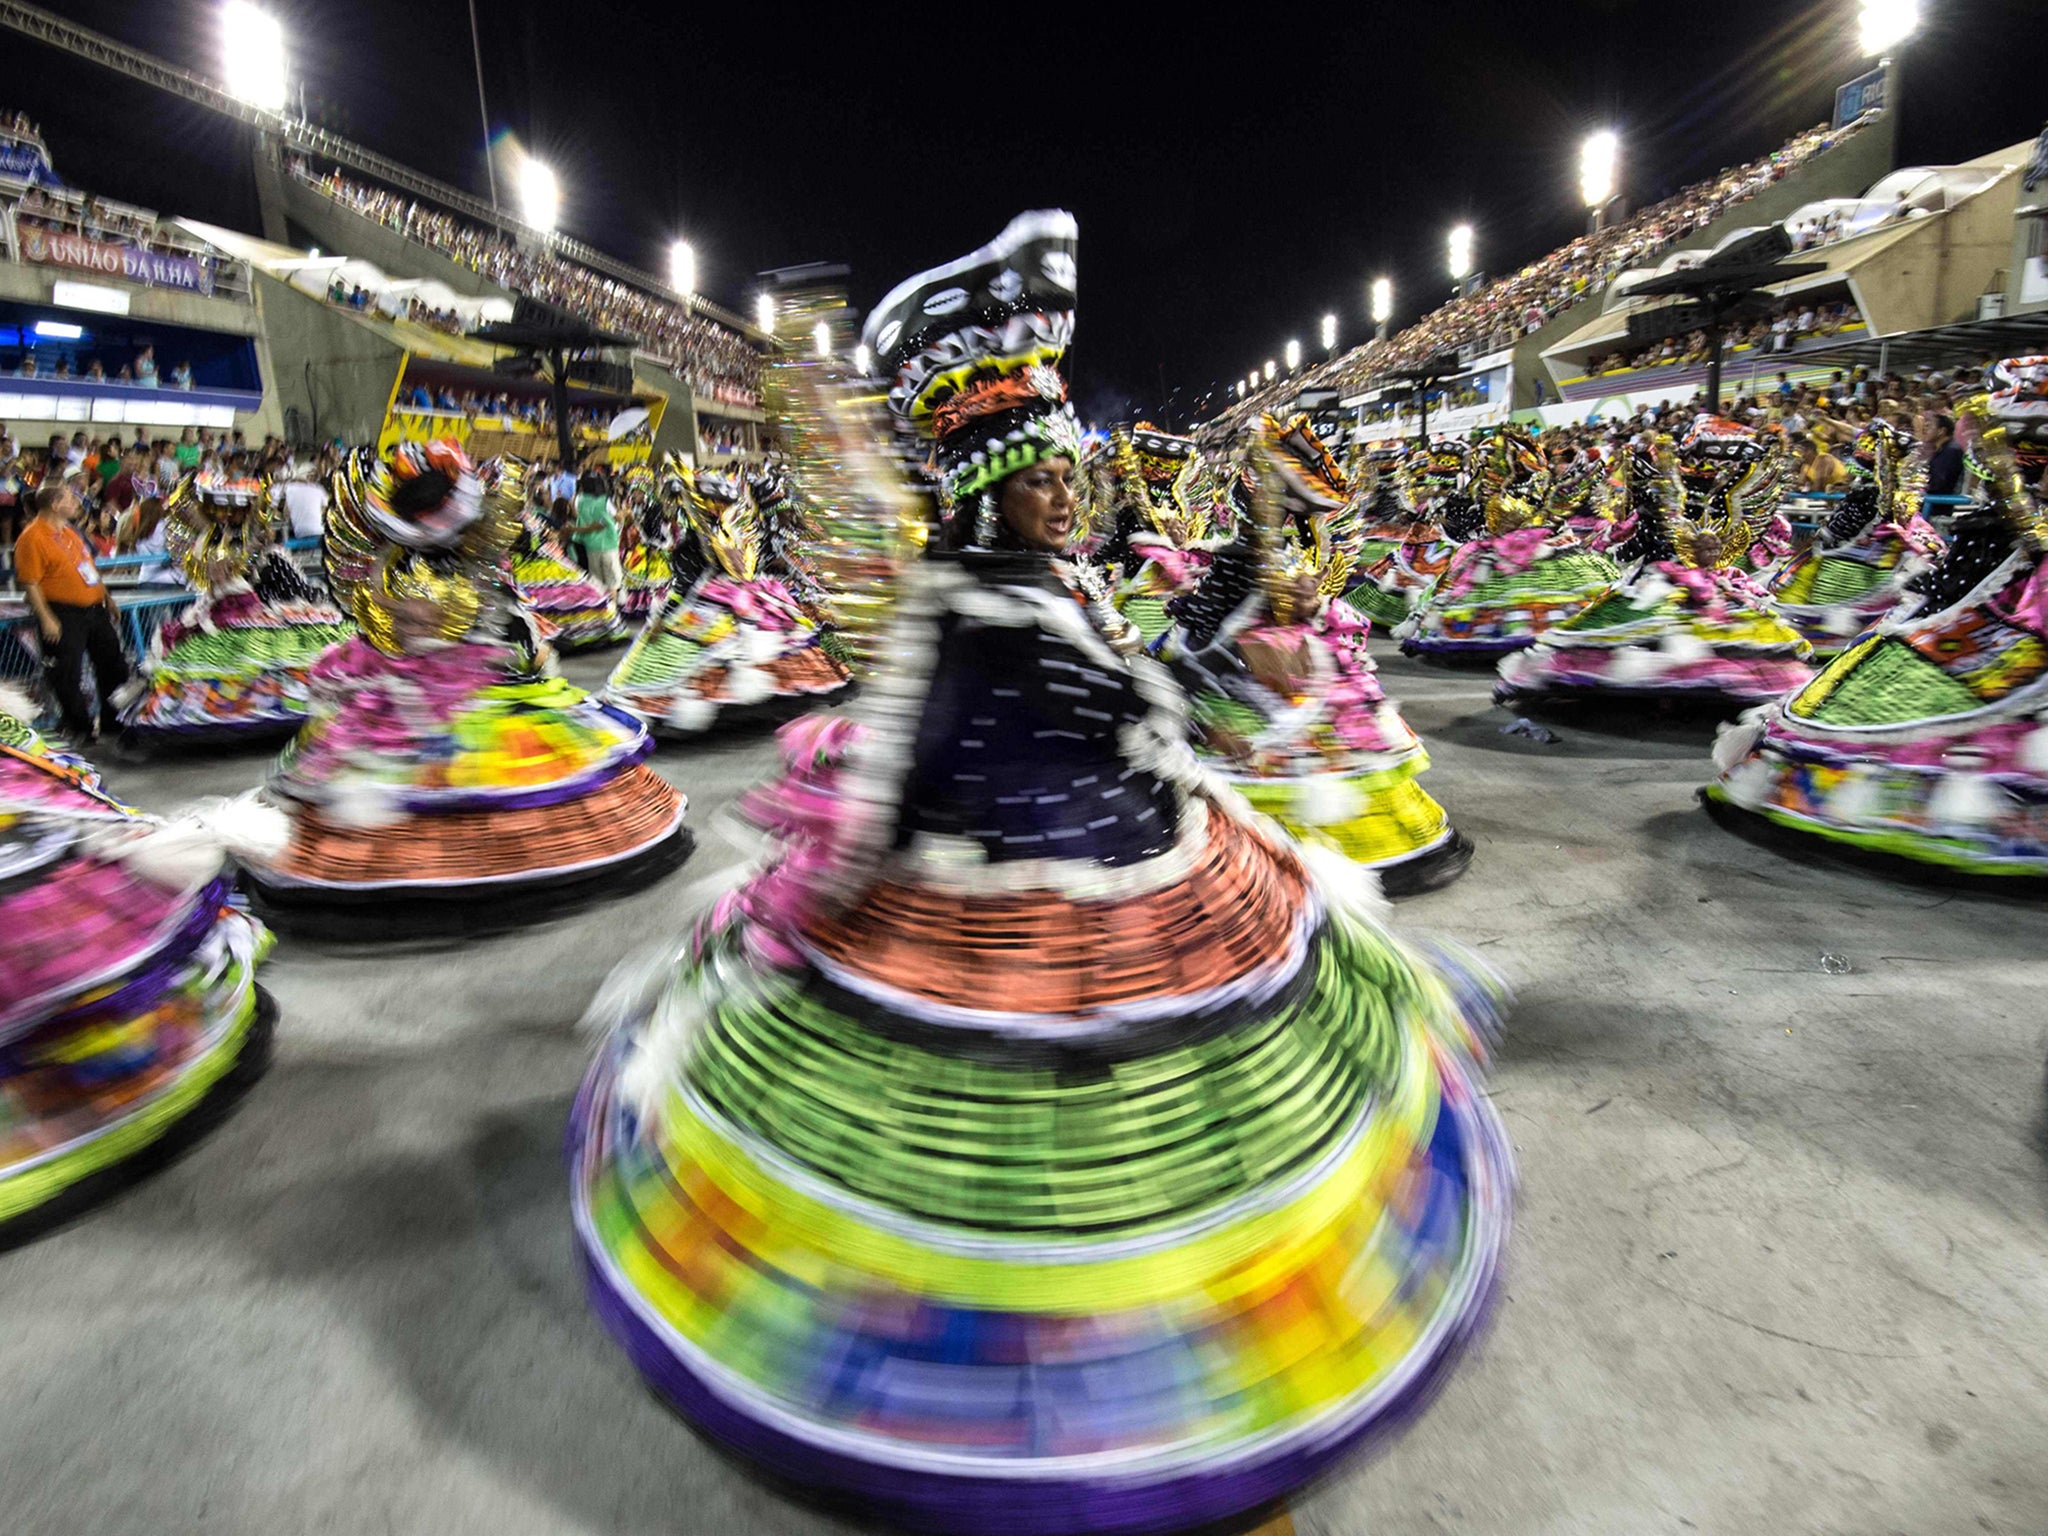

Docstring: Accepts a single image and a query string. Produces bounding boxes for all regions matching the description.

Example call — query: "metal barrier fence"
[0,536,323,684]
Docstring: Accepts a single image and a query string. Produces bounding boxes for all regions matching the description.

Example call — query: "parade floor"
[5,647,2045,1536]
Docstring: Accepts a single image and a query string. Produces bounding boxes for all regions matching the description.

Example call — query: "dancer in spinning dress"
[1159,412,1471,892]
[1768,419,1944,656]
[119,469,354,746]
[1340,442,1460,627]
[1704,359,2048,882]
[615,463,674,621]
[569,210,1512,1535]
[0,686,278,1239]
[601,461,852,732]
[512,486,627,649]
[1495,416,1814,710]
[236,441,690,937]
[1396,426,1621,658]
[1105,425,1222,644]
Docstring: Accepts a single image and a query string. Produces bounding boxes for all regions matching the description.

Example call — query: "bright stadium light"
[1320,314,1337,352]
[756,293,776,335]
[1284,338,1302,372]
[1580,131,1619,209]
[519,157,559,234]
[1370,277,1392,325]
[1235,380,1244,398]
[1448,224,1474,282]
[1859,0,1919,55]
[813,319,832,358]
[854,343,872,377]
[669,239,696,298]
[1264,359,1277,382]
[220,2,288,113]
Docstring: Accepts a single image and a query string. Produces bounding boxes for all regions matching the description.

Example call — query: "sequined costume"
[1339,442,1462,627]
[1396,428,1622,656]
[570,212,1512,1535]
[601,456,852,733]
[1159,414,1470,892]
[0,689,276,1238]
[1550,444,1632,554]
[1496,417,1814,708]
[1105,425,1221,643]
[513,508,628,649]
[119,471,353,744]
[1769,421,1945,655]
[237,441,690,937]
[1705,360,2048,882]
[616,464,674,621]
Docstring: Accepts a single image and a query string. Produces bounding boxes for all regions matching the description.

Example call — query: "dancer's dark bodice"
[896,552,1181,867]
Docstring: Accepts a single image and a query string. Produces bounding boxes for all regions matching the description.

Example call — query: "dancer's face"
[1000,456,1076,552]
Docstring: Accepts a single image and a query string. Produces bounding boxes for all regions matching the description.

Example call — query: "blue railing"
[0,538,325,680]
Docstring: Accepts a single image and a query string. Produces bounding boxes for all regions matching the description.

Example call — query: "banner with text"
[21,226,216,296]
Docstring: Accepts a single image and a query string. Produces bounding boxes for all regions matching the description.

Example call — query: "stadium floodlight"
[1264,360,1277,382]
[813,320,832,358]
[854,344,872,377]
[1448,224,1474,282]
[756,293,776,336]
[1235,380,1244,398]
[1320,314,1337,352]
[1371,276,1392,324]
[220,2,288,113]
[669,239,696,298]
[1858,0,1919,55]
[519,157,559,234]
[1284,338,1302,372]
[1580,131,1619,209]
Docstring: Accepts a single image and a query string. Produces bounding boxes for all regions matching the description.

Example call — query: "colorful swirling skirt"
[603,575,851,733]
[245,639,690,931]
[124,609,354,740]
[1397,538,1619,657]
[1175,620,1469,893]
[1340,534,1457,628]
[515,551,628,649]
[620,547,673,620]
[1,746,273,1233]
[1768,524,1941,657]
[570,799,1511,1533]
[1704,550,2048,881]
[1495,567,1814,709]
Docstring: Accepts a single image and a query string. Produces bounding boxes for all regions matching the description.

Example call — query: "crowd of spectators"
[1789,189,1921,252]
[0,112,243,294]
[1217,115,1868,434]
[1581,297,1861,377]
[0,424,313,581]
[2,341,196,388]
[696,419,755,460]
[291,159,762,408]
[393,380,612,439]
[319,276,466,335]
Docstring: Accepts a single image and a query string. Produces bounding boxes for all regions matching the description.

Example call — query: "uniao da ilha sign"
[21,225,216,296]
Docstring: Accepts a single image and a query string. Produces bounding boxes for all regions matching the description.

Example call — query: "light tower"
[1370,277,1392,342]
[1580,131,1620,234]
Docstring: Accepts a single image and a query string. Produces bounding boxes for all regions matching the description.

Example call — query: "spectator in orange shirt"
[14,480,130,745]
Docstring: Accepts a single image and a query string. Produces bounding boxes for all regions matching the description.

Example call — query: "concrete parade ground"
[5,646,2045,1536]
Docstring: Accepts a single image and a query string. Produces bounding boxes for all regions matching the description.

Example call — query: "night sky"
[16,1,2045,425]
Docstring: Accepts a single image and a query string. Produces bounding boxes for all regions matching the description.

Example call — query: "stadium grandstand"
[1202,110,1894,445]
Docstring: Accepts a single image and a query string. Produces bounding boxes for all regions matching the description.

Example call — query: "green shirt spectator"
[571,491,618,552]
